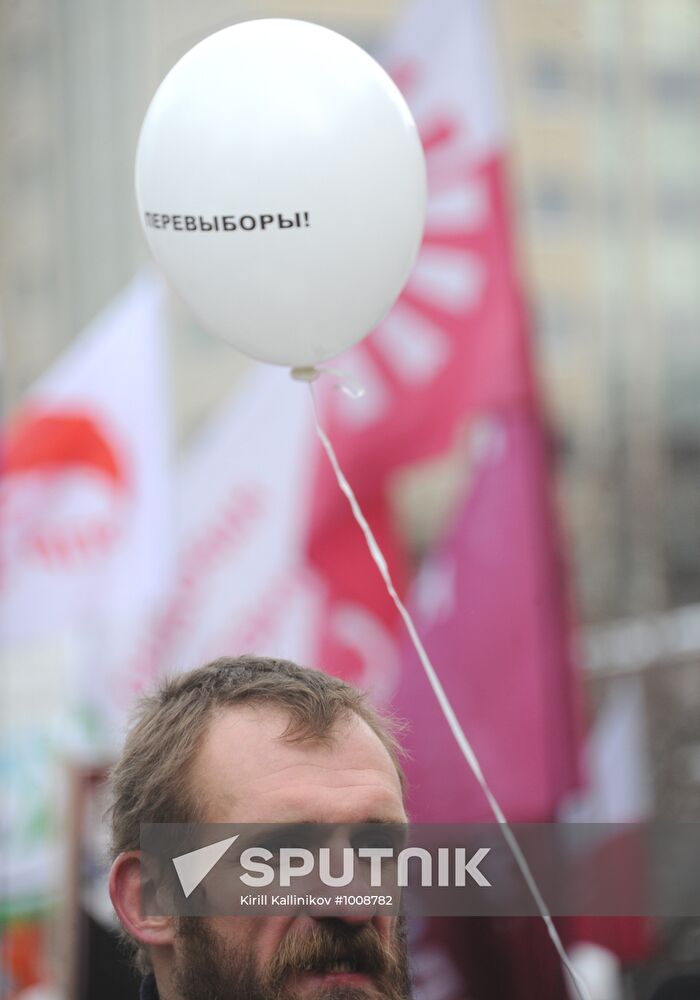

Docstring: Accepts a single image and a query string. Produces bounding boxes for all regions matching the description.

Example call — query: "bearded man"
[108,655,412,1000]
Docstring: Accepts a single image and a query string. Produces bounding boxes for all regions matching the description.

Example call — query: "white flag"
[115,363,322,712]
[0,272,171,642]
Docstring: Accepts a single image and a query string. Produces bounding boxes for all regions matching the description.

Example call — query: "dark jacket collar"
[140,974,159,1000]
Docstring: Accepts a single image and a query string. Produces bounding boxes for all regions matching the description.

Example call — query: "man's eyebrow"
[291,819,401,824]
[262,819,405,828]
[240,819,406,841]
[359,818,406,825]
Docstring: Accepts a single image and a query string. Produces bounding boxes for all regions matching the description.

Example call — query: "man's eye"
[249,846,282,865]
[351,829,404,852]
[220,856,240,868]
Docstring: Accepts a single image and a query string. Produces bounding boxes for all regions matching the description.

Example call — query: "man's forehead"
[190,701,405,822]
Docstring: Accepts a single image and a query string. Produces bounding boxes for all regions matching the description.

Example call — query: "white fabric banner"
[0,272,171,643]
[114,364,323,722]
[0,272,171,909]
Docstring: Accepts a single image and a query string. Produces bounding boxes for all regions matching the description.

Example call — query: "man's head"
[108,655,411,999]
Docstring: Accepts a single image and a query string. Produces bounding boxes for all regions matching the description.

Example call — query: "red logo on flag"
[1,408,131,578]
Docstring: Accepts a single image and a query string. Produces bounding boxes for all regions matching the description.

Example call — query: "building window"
[530,178,578,225]
[535,296,583,351]
[594,62,621,104]
[599,187,627,228]
[527,51,573,97]
[650,68,700,107]
[665,439,700,605]
[655,189,700,229]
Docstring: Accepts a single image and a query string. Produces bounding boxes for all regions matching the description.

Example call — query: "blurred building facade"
[494,0,700,625]
[493,6,700,961]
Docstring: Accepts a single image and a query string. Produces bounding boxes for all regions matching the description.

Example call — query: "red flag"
[305,8,537,695]
[302,0,585,995]
[394,412,580,823]
[304,0,581,791]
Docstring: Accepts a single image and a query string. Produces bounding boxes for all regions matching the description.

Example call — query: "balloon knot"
[290,366,321,382]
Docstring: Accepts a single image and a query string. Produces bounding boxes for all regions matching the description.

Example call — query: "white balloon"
[135,19,426,368]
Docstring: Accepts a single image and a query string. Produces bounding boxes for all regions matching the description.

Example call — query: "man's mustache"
[265,921,397,980]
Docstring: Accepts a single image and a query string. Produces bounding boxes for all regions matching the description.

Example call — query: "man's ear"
[109,852,176,950]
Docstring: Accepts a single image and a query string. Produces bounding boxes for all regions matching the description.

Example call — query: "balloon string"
[307,381,591,1000]
[290,364,365,399]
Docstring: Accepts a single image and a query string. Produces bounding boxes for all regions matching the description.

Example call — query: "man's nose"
[303,846,380,924]
[306,895,377,924]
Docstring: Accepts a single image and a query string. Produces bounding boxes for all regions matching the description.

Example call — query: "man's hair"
[109,654,405,857]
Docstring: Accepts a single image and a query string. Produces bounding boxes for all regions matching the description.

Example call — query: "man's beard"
[172,916,412,1000]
